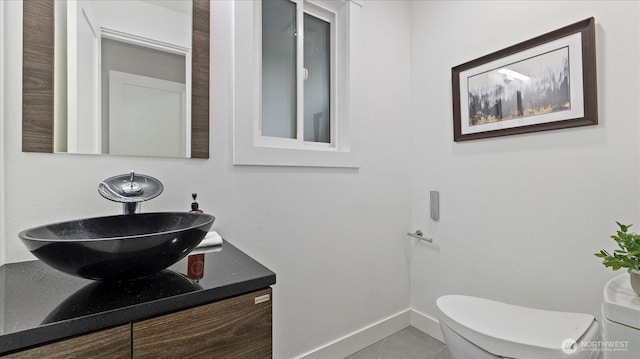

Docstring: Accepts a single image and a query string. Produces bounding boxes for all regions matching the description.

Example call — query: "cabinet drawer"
[2,325,130,359]
[133,288,272,358]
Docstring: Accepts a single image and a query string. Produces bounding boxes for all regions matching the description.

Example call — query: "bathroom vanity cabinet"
[133,288,272,358]
[0,241,276,358]
[3,288,272,359]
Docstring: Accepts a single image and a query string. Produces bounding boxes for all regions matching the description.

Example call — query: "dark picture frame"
[452,17,597,142]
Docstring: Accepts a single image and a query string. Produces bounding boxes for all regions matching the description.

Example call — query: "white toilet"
[436,295,601,358]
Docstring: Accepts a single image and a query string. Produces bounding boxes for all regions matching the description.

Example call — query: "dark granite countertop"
[0,240,276,355]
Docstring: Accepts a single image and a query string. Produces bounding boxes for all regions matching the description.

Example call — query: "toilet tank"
[601,273,640,359]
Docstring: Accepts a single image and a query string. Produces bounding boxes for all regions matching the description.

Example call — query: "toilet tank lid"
[436,295,596,358]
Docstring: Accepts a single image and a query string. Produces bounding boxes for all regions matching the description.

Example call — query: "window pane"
[303,13,331,143]
[262,0,297,139]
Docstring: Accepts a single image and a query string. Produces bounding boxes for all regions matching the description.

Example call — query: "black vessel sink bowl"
[19,212,215,281]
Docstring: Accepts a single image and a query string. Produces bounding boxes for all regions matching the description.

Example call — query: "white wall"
[409,0,640,338]
[1,1,412,358]
[0,0,5,267]
[0,0,6,333]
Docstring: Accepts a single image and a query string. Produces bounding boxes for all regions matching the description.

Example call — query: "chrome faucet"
[98,171,164,214]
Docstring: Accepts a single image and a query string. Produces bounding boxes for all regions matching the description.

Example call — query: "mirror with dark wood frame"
[22,0,209,158]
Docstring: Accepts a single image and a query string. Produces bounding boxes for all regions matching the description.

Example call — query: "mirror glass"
[54,0,192,157]
[23,0,208,158]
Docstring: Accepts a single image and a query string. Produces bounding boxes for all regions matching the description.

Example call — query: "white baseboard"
[410,308,444,342]
[294,309,411,359]
[294,308,445,359]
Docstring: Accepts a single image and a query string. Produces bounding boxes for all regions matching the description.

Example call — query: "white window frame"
[233,0,359,168]
[256,0,336,149]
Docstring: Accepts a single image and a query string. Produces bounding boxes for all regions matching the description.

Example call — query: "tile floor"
[345,326,452,359]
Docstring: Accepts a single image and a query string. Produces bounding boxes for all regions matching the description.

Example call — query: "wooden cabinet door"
[133,288,272,358]
[2,325,131,359]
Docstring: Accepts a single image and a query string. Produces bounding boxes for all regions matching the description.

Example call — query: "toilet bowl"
[436,295,601,359]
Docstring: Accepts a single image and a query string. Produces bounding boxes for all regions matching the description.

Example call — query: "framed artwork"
[452,17,597,142]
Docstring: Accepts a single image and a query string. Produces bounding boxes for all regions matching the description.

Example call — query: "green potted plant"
[595,222,640,296]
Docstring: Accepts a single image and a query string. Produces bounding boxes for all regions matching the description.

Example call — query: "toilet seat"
[437,295,598,359]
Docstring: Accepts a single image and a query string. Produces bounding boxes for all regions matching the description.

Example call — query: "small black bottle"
[190,193,204,213]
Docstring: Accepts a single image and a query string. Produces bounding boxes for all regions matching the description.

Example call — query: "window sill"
[233,142,360,168]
